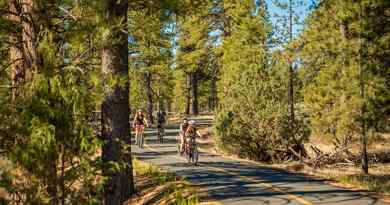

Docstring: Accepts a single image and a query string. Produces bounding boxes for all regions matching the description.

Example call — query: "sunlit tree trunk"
[144,72,154,124]
[8,0,25,100]
[21,0,41,72]
[191,71,199,115]
[185,72,191,114]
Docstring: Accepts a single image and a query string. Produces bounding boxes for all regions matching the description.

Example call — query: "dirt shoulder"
[127,159,221,205]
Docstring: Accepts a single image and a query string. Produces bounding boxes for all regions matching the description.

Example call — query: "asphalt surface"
[132,122,388,205]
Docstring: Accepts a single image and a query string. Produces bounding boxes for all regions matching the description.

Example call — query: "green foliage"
[0,0,103,203]
[298,0,390,144]
[172,1,217,113]
[214,0,309,162]
[128,5,174,113]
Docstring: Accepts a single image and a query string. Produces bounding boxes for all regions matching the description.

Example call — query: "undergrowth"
[133,159,199,205]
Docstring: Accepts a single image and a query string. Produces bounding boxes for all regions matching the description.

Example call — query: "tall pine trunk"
[359,2,368,174]
[21,0,40,72]
[185,72,191,115]
[210,74,217,111]
[47,154,58,205]
[288,0,295,142]
[8,0,25,100]
[145,72,153,124]
[191,72,199,115]
[101,0,134,204]
[157,90,163,112]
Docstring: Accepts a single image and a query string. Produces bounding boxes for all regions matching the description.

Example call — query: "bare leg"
[135,129,139,145]
[180,134,185,154]
[140,127,145,147]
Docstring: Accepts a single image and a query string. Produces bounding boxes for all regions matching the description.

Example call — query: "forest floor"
[127,158,222,205]
[193,116,390,201]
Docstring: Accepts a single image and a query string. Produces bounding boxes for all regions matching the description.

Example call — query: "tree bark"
[101,0,134,204]
[288,0,295,141]
[210,75,217,111]
[21,0,41,72]
[191,72,199,115]
[60,147,65,205]
[144,72,153,124]
[359,2,368,174]
[157,90,163,112]
[8,0,25,100]
[45,154,58,205]
[185,72,191,115]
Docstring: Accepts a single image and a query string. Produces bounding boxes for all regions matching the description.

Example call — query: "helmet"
[137,109,142,112]
[188,120,196,125]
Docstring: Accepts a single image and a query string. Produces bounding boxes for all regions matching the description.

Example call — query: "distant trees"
[297,0,389,173]
[176,10,209,115]
[128,5,174,122]
[213,0,309,162]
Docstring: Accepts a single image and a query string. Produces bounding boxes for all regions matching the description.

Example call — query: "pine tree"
[129,5,174,122]
[1,0,109,204]
[298,0,389,173]
[176,5,210,114]
[7,0,25,100]
[214,0,303,161]
[270,0,310,156]
[101,0,134,203]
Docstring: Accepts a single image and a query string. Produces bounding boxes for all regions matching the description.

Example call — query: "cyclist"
[185,120,202,141]
[179,117,189,154]
[132,109,149,146]
[184,120,202,165]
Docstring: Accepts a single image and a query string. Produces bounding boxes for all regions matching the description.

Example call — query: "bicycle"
[157,124,164,144]
[184,135,198,166]
[176,133,183,155]
[135,125,145,148]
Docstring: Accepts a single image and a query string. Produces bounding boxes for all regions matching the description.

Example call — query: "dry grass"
[126,159,219,205]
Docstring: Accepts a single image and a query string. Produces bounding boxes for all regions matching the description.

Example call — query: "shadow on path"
[132,122,387,205]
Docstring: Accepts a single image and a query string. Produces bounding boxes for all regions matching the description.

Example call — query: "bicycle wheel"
[187,147,192,163]
[140,132,144,148]
[193,146,199,165]
[160,129,163,143]
[187,153,192,164]
[157,127,160,143]
[161,128,164,144]
[177,140,181,155]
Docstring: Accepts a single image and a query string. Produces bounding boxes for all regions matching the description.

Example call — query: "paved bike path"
[132,124,388,205]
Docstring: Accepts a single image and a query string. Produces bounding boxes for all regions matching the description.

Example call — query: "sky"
[266,0,316,38]
[170,0,316,57]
